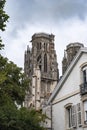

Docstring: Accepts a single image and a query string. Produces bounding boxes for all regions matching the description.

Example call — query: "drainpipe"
[51,102,53,130]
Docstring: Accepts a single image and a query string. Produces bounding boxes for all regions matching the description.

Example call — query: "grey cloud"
[5,0,87,37]
[6,0,87,24]
[54,0,87,20]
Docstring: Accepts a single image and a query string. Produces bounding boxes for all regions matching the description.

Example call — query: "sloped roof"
[48,47,87,104]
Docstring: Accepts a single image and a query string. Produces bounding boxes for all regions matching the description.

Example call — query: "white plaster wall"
[52,53,87,130]
[52,94,82,130]
[54,53,87,102]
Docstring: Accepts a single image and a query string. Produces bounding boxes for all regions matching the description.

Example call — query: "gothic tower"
[62,42,84,75]
[24,33,59,110]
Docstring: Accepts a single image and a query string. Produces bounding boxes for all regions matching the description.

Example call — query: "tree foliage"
[0,0,9,31]
[0,54,46,130]
[0,0,9,50]
[0,105,46,130]
[0,55,29,106]
[0,1,46,130]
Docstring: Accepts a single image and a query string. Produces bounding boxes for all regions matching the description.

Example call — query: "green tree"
[0,55,29,106]
[0,0,9,31]
[0,0,9,50]
[0,54,46,130]
[0,1,46,130]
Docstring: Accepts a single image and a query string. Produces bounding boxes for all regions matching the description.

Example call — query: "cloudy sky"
[1,0,87,75]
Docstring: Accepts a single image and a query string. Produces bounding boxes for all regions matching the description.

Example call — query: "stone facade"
[24,32,59,110]
[62,42,84,75]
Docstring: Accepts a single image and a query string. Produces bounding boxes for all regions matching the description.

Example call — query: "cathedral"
[24,32,84,112]
[24,32,85,129]
[24,32,59,110]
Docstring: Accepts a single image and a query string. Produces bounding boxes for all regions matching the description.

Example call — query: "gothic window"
[37,43,39,50]
[44,54,47,72]
[37,42,42,50]
[37,55,41,63]
[37,54,42,71]
[44,43,45,50]
[39,65,41,71]
[44,43,47,51]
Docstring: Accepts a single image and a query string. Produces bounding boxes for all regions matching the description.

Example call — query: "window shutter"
[77,103,81,126]
[71,105,77,128]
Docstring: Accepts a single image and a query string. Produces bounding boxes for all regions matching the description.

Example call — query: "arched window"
[44,43,45,50]
[44,43,47,51]
[44,54,47,72]
[37,42,41,50]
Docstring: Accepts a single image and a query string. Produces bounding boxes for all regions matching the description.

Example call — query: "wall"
[52,94,81,130]
[52,52,87,130]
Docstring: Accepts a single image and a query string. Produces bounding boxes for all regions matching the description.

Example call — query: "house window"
[65,104,77,129]
[84,100,87,124]
[80,65,87,95]
[83,67,87,83]
[67,106,72,128]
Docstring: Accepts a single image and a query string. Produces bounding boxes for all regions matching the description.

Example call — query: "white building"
[48,47,87,130]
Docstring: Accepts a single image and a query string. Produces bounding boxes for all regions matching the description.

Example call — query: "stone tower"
[24,33,59,110]
[62,42,84,75]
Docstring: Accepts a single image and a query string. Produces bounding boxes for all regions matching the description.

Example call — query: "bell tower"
[24,33,59,109]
